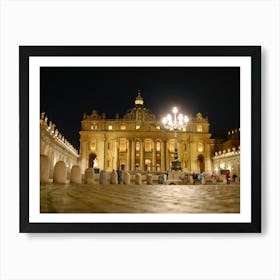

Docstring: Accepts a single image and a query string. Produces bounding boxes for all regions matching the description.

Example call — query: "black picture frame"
[20,46,261,233]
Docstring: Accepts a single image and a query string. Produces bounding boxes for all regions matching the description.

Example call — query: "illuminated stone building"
[40,113,79,179]
[79,90,217,174]
[39,91,240,183]
[212,129,240,178]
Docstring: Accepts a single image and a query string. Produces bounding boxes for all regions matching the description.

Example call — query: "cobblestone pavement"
[40,184,240,213]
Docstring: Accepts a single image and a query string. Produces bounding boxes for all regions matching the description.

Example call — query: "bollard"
[189,175,194,184]
[135,173,142,185]
[202,176,205,185]
[70,165,82,184]
[99,170,107,184]
[53,161,67,184]
[147,173,153,185]
[110,170,118,184]
[84,168,94,184]
[123,171,131,185]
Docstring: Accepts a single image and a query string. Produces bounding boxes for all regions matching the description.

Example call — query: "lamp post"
[162,107,189,171]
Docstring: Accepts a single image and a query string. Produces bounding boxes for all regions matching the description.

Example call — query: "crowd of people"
[113,168,238,185]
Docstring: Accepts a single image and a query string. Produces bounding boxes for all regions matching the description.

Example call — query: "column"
[103,134,107,170]
[131,139,135,171]
[126,139,130,171]
[140,140,144,171]
[189,137,192,172]
[152,140,156,172]
[115,140,119,169]
[49,147,54,179]
[161,140,166,171]
[166,141,170,171]
[80,139,87,173]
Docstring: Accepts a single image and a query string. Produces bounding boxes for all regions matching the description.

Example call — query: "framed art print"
[19,46,261,233]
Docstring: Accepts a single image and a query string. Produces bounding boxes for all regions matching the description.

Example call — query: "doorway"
[88,153,97,168]
[197,154,205,172]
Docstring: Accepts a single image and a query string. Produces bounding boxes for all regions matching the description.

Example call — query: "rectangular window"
[135,142,140,151]
[145,140,152,152]
[108,125,112,130]
[197,125,203,132]
[120,125,126,130]
[119,139,127,152]
[136,125,140,130]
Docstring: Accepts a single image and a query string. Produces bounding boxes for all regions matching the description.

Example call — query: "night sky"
[40,67,240,149]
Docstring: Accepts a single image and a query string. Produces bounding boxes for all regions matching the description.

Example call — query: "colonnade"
[83,136,210,173]
[113,138,171,172]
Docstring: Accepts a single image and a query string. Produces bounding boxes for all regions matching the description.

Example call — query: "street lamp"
[162,107,189,171]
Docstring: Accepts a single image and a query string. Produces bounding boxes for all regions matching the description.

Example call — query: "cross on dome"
[135,89,144,106]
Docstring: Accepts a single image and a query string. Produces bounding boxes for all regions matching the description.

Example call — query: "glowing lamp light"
[162,107,189,131]
[172,107,178,114]
[162,106,189,170]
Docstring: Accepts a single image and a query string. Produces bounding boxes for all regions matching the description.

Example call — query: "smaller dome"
[135,89,144,106]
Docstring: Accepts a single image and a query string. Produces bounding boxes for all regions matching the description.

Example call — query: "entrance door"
[145,159,151,171]
[88,153,97,168]
[197,154,205,172]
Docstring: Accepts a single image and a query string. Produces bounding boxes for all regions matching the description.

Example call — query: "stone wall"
[40,113,79,182]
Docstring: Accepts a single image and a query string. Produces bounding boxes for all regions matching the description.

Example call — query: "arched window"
[90,140,96,151]
[135,141,140,151]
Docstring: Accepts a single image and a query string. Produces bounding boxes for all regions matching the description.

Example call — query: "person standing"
[226,171,231,184]
[198,172,203,184]
[117,168,122,184]
[193,172,196,185]
[163,172,167,184]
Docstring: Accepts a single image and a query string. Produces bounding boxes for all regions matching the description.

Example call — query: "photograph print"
[20,46,261,232]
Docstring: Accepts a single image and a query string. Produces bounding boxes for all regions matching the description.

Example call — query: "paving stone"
[40,184,240,213]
